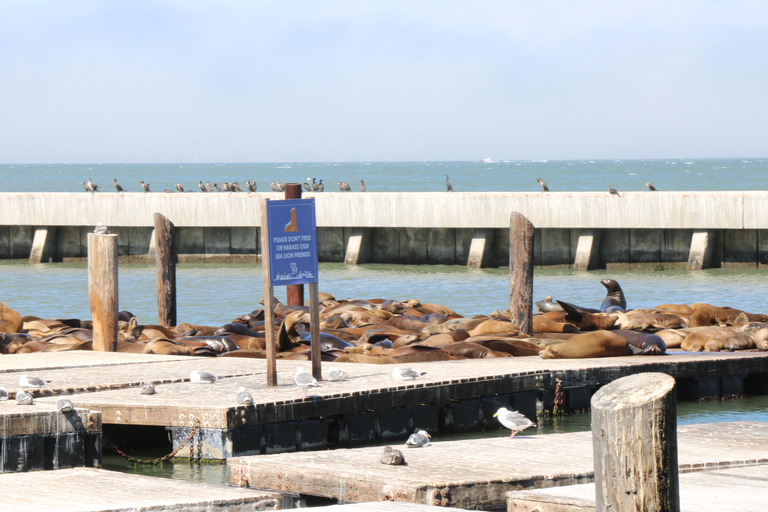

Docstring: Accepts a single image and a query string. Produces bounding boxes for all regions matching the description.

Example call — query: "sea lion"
[0,303,23,334]
[539,331,631,359]
[535,295,563,313]
[655,329,687,349]
[464,337,542,356]
[439,341,505,358]
[467,319,520,337]
[533,315,580,333]
[613,330,667,355]
[614,311,687,330]
[545,301,618,331]
[753,327,768,350]
[680,326,722,351]
[599,279,627,311]
[654,304,694,316]
[688,303,728,327]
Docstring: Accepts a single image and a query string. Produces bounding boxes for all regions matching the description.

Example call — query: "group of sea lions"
[1,279,767,361]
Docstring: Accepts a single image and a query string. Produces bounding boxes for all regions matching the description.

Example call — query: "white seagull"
[140,382,156,395]
[405,429,431,448]
[327,367,348,382]
[295,367,319,397]
[236,387,254,405]
[19,375,49,388]
[493,407,537,439]
[15,389,34,405]
[392,367,425,381]
[190,370,218,384]
[57,398,75,413]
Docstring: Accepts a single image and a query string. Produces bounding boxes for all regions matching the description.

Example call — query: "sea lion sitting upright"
[599,279,626,312]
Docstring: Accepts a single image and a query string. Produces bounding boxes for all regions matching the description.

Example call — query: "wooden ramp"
[227,422,768,510]
[312,502,480,512]
[0,467,286,512]
[507,465,768,512]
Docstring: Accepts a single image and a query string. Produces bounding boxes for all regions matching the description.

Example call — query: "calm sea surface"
[1,158,767,193]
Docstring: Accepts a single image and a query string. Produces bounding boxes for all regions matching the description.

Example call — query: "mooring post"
[284,183,304,307]
[154,213,177,326]
[87,232,118,352]
[509,212,534,335]
[591,372,680,512]
[261,199,278,386]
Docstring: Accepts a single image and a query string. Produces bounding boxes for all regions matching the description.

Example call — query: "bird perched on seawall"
[176,183,185,192]
[112,178,124,192]
[537,178,549,192]
[199,181,207,192]
[381,446,406,465]
[646,182,657,191]
[360,179,366,192]
[494,407,537,439]
[607,186,620,196]
[87,178,99,192]
[317,179,324,192]
[205,181,214,192]
[276,180,284,191]
[405,429,431,448]
[445,175,453,192]
[246,180,257,192]
[141,181,150,192]
[392,367,425,381]
[303,180,311,192]
[190,370,218,384]
[337,181,351,191]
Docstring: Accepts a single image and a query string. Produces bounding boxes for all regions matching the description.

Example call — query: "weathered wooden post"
[509,212,534,335]
[591,372,680,512]
[284,183,304,307]
[154,213,176,326]
[88,231,118,352]
[260,200,277,386]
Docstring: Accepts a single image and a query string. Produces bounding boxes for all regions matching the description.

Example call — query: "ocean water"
[1,158,767,193]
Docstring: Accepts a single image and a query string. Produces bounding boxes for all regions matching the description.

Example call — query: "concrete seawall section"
[2,191,768,269]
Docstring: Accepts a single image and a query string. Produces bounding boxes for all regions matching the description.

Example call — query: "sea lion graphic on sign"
[284,208,299,232]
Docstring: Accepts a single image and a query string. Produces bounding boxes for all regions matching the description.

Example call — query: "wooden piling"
[591,372,679,512]
[261,199,277,386]
[509,212,534,335]
[309,281,321,380]
[87,232,118,352]
[154,213,176,326]
[284,183,304,307]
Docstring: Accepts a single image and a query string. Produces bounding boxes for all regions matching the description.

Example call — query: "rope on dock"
[106,420,200,465]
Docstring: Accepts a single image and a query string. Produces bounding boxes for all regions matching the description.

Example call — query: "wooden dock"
[507,465,768,511]
[226,422,768,510]
[1,350,766,458]
[0,467,286,511]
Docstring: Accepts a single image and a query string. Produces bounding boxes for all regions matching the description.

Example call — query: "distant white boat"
[483,157,494,163]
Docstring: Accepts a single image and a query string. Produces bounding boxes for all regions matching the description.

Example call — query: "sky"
[1,1,767,164]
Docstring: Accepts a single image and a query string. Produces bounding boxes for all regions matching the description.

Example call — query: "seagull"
[19,375,49,388]
[405,429,431,448]
[176,183,185,192]
[199,180,207,192]
[327,367,348,382]
[493,407,537,439]
[112,178,124,192]
[15,389,34,405]
[337,181,351,191]
[445,175,453,192]
[607,186,620,196]
[537,178,549,192]
[646,182,657,191]
[392,367,425,381]
[190,370,218,384]
[0,388,8,401]
[57,398,75,413]
[381,446,406,465]
[235,387,254,405]
[141,181,150,192]
[295,367,319,397]
[140,382,156,395]
[93,222,109,235]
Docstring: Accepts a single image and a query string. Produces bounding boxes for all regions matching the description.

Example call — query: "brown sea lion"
[0,303,23,334]
[142,339,193,356]
[465,337,543,356]
[439,341,505,358]
[544,301,618,331]
[753,327,768,350]
[533,315,580,333]
[654,304,694,316]
[680,326,722,351]
[539,331,631,359]
[615,311,687,330]
[655,329,687,349]
[599,279,627,311]
[688,303,728,327]
[333,353,400,364]
[613,330,667,355]
[467,319,520,337]
[417,303,461,317]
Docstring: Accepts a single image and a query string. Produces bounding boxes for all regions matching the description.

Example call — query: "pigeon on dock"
[493,407,537,439]
[295,367,319,397]
[140,382,156,395]
[236,387,254,405]
[327,367,348,382]
[15,390,34,405]
[19,375,49,388]
[57,398,74,413]
[405,429,431,448]
[190,370,218,384]
[392,367,425,381]
[381,446,406,465]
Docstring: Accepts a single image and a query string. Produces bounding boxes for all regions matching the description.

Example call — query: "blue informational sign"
[266,198,319,286]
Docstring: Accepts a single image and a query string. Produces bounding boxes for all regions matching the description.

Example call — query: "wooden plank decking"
[0,467,286,512]
[226,422,768,510]
[507,464,768,511]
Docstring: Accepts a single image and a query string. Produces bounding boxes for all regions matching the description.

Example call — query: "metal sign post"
[261,196,321,385]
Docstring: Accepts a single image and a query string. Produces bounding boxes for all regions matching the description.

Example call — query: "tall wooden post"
[509,212,534,335]
[591,372,680,512]
[154,213,176,326]
[309,281,321,381]
[88,232,118,352]
[261,199,277,386]
[284,183,304,307]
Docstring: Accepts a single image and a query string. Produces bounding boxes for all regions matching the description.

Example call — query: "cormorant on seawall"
[445,175,453,192]
[537,178,549,192]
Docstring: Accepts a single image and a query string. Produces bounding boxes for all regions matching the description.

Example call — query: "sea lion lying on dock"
[539,331,631,359]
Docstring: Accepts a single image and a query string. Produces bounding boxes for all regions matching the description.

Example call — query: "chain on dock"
[106,420,200,465]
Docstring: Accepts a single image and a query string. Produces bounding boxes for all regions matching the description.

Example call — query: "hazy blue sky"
[1,1,766,163]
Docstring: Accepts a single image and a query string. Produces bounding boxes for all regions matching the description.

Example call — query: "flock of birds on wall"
[82,176,659,194]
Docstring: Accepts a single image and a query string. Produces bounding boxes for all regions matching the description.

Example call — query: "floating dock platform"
[227,422,768,510]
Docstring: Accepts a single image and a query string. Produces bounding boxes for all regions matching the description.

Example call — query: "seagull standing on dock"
[405,429,431,448]
[392,367,425,381]
[57,398,74,413]
[20,375,49,388]
[295,367,319,397]
[537,178,549,192]
[327,367,348,382]
[190,370,218,384]
[646,182,657,191]
[235,387,254,405]
[493,407,537,439]
[15,389,34,405]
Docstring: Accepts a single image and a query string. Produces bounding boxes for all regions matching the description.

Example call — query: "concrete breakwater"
[2,191,768,269]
